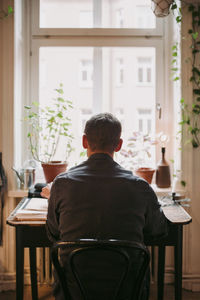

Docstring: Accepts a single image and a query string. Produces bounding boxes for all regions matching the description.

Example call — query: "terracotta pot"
[135,167,155,184]
[41,161,67,183]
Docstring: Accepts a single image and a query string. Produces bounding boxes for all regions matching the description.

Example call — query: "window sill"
[8,184,185,199]
[8,190,28,198]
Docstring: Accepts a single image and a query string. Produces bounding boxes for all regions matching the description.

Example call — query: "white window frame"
[17,0,174,166]
[31,0,163,36]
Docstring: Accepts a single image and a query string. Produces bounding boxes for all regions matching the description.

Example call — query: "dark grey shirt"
[46,153,168,244]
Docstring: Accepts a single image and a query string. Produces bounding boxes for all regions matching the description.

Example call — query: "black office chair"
[51,239,150,300]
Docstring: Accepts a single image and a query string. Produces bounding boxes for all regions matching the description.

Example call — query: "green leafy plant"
[24,83,74,163]
[180,4,200,148]
[118,132,157,171]
[170,2,200,148]
[0,5,13,20]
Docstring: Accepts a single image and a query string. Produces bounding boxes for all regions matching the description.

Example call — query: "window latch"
[156,103,162,119]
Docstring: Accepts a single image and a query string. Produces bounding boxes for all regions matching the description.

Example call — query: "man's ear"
[114,138,123,152]
[82,134,88,149]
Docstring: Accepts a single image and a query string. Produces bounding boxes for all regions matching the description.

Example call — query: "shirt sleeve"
[143,184,169,242]
[46,180,60,243]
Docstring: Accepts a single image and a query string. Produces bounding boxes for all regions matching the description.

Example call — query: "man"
[45,112,168,299]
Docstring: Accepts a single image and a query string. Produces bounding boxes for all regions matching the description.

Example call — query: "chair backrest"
[51,239,150,300]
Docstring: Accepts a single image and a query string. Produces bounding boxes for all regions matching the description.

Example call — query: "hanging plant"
[179,4,200,148]
[152,0,200,148]
[151,0,174,17]
[0,5,13,20]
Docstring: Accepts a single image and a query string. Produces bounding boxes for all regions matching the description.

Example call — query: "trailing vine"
[0,5,13,20]
[180,4,200,148]
[166,1,200,148]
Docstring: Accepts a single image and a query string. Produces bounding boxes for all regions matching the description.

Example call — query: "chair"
[51,239,150,300]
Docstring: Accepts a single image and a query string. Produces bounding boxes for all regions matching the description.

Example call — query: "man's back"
[46,153,167,244]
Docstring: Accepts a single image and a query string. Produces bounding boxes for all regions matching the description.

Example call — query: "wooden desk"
[7,197,192,300]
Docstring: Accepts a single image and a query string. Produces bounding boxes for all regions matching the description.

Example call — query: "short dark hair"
[84,113,122,153]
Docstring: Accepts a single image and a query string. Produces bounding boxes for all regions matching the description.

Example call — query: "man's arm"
[41,183,52,199]
[46,181,60,243]
[143,185,169,242]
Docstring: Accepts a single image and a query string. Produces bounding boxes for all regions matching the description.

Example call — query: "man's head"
[83,113,123,156]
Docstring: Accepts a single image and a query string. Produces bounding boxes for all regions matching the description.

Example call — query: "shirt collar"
[88,153,114,162]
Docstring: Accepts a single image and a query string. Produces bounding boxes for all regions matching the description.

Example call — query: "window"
[116,8,124,28]
[116,58,124,86]
[137,108,152,134]
[137,57,153,85]
[79,59,93,87]
[135,5,155,28]
[16,0,172,167]
[79,11,93,28]
[38,0,157,29]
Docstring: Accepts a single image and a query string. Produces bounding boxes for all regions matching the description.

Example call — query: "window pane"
[39,47,155,165]
[40,0,155,29]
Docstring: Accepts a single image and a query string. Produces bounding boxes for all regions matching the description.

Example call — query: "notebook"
[14,198,48,221]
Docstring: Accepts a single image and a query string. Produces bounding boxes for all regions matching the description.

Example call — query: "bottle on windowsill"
[155,147,171,188]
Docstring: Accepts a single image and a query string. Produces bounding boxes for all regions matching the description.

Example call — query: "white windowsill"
[8,184,185,199]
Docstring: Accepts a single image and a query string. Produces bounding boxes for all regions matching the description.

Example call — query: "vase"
[155,147,171,188]
[41,161,67,183]
[135,167,155,184]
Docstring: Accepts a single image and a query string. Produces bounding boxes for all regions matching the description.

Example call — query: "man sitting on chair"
[44,112,168,300]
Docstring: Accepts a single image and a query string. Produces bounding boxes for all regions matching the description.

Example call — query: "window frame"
[20,0,173,167]
[31,0,164,36]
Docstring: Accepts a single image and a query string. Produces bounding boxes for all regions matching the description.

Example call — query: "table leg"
[29,247,38,300]
[174,225,183,300]
[16,227,24,300]
[157,245,166,300]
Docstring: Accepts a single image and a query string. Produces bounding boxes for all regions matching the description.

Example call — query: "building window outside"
[116,8,124,28]
[137,108,152,134]
[79,10,93,28]
[79,59,93,88]
[135,5,155,28]
[116,58,124,86]
[39,0,156,29]
[137,57,152,85]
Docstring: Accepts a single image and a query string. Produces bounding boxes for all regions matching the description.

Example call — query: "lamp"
[151,0,174,17]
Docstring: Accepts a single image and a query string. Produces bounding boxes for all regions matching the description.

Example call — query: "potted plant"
[118,132,157,184]
[151,0,174,17]
[24,83,74,182]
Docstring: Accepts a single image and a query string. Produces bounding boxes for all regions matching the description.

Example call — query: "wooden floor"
[0,283,200,300]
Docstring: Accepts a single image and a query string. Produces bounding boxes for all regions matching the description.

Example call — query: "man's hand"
[40,183,52,199]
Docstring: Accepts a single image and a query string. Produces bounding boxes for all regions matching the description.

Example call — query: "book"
[14,198,48,221]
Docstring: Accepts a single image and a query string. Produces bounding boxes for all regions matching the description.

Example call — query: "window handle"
[156,103,162,119]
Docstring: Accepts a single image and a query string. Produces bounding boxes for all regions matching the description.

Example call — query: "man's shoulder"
[54,160,88,181]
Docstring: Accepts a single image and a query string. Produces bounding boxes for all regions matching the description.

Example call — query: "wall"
[0,0,200,293]
[0,0,16,291]
[181,4,200,291]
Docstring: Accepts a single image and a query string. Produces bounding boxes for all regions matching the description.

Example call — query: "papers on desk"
[14,198,48,221]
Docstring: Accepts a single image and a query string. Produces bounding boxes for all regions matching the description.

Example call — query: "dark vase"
[156,147,171,188]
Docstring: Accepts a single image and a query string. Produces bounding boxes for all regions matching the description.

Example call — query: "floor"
[0,283,200,300]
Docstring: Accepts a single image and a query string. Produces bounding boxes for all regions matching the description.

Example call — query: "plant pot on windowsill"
[41,161,67,183]
[134,167,155,184]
